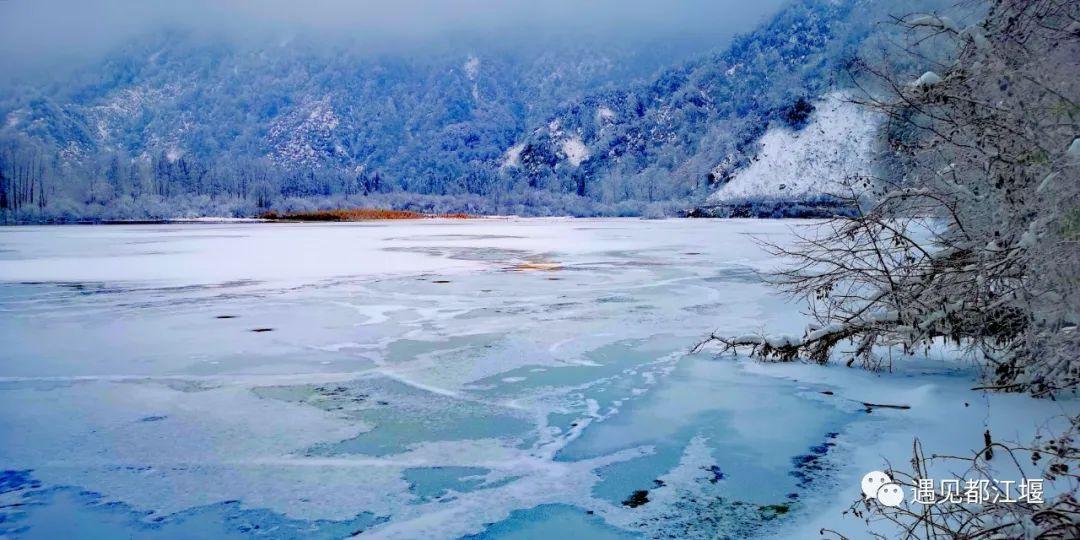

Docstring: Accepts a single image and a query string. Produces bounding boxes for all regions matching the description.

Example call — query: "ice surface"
[0,218,1073,539]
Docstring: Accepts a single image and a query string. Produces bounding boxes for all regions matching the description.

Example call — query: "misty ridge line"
[0,0,784,78]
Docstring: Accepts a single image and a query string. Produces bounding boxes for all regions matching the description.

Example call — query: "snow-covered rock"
[707,92,879,204]
[913,71,942,88]
[502,143,525,169]
[560,136,591,167]
[596,106,616,123]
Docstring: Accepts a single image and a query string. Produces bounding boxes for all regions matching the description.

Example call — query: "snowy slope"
[502,0,917,205]
[707,92,879,204]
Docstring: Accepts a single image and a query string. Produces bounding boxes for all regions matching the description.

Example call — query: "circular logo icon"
[861,470,892,499]
[876,482,904,507]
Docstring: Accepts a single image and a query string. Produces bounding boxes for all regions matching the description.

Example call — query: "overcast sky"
[0,0,787,72]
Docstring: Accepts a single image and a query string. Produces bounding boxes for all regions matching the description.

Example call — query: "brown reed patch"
[511,262,562,272]
[260,209,475,221]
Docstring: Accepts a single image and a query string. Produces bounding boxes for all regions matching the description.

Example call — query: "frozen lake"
[0,219,1062,538]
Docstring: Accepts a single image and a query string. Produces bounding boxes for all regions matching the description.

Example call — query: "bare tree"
[696,1,1079,536]
[697,0,1079,396]
[822,415,1080,539]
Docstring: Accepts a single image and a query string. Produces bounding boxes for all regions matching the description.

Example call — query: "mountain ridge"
[0,0,946,220]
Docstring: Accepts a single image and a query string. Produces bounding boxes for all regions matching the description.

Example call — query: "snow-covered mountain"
[2,37,679,172]
[497,0,941,208]
[0,0,947,220]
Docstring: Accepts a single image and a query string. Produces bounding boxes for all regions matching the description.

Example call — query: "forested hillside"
[0,0,948,221]
[506,0,867,204]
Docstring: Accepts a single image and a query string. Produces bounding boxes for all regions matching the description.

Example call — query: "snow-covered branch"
[700,0,1079,394]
